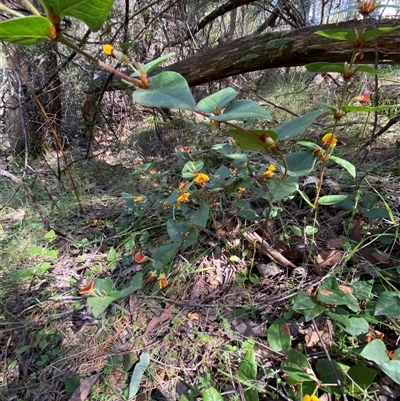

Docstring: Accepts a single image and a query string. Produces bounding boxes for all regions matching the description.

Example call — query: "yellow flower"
[102,44,129,63]
[193,173,210,186]
[134,196,144,203]
[176,192,189,206]
[237,187,246,199]
[322,133,337,147]
[303,395,319,401]
[263,165,276,179]
[103,44,114,56]
[159,277,168,289]
[178,181,189,193]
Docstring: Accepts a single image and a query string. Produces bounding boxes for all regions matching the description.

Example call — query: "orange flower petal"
[134,252,145,263]
[78,280,95,295]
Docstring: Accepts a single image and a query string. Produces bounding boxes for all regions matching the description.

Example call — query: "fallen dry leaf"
[191,280,207,301]
[305,330,322,348]
[315,250,344,269]
[69,373,100,401]
[188,312,200,321]
[371,251,392,266]
[339,284,353,296]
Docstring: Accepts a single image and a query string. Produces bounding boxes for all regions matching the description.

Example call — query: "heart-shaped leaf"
[41,0,115,31]
[0,16,52,45]
[197,87,238,113]
[275,109,325,140]
[229,129,278,151]
[285,151,317,177]
[133,71,195,111]
[268,176,298,203]
[211,100,271,122]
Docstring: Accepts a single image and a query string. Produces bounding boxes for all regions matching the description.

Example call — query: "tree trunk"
[164,18,400,87]
[5,42,62,156]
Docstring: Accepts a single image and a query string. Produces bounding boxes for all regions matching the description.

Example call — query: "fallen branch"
[243,231,297,270]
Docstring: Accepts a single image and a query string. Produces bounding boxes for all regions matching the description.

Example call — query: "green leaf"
[211,100,272,122]
[131,53,175,77]
[315,29,357,41]
[167,220,190,242]
[244,389,259,401]
[318,195,348,206]
[229,129,278,151]
[343,104,398,113]
[352,280,374,301]
[153,243,180,270]
[42,0,115,31]
[362,26,400,41]
[285,151,317,177]
[316,359,345,395]
[43,250,57,258]
[327,311,369,336]
[305,62,346,74]
[44,230,56,240]
[360,339,390,365]
[267,176,298,203]
[347,365,376,396]
[380,360,400,385]
[318,276,360,312]
[202,387,224,401]
[196,88,238,113]
[118,274,143,298]
[182,161,204,178]
[182,229,198,252]
[329,156,356,179]
[281,349,313,383]
[374,291,400,317]
[181,201,209,228]
[128,351,150,399]
[87,296,116,318]
[297,141,321,151]
[107,247,117,262]
[364,208,390,219]
[238,347,257,380]
[0,16,52,45]
[292,291,325,321]
[267,317,292,352]
[275,109,325,141]
[354,65,387,76]
[94,278,114,294]
[133,72,195,111]
[36,262,52,274]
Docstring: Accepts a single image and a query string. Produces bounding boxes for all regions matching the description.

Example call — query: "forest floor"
[1,70,400,401]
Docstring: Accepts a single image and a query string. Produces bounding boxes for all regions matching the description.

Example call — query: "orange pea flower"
[176,192,189,206]
[263,165,276,179]
[193,173,210,186]
[322,133,337,147]
[352,92,371,104]
[159,277,168,289]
